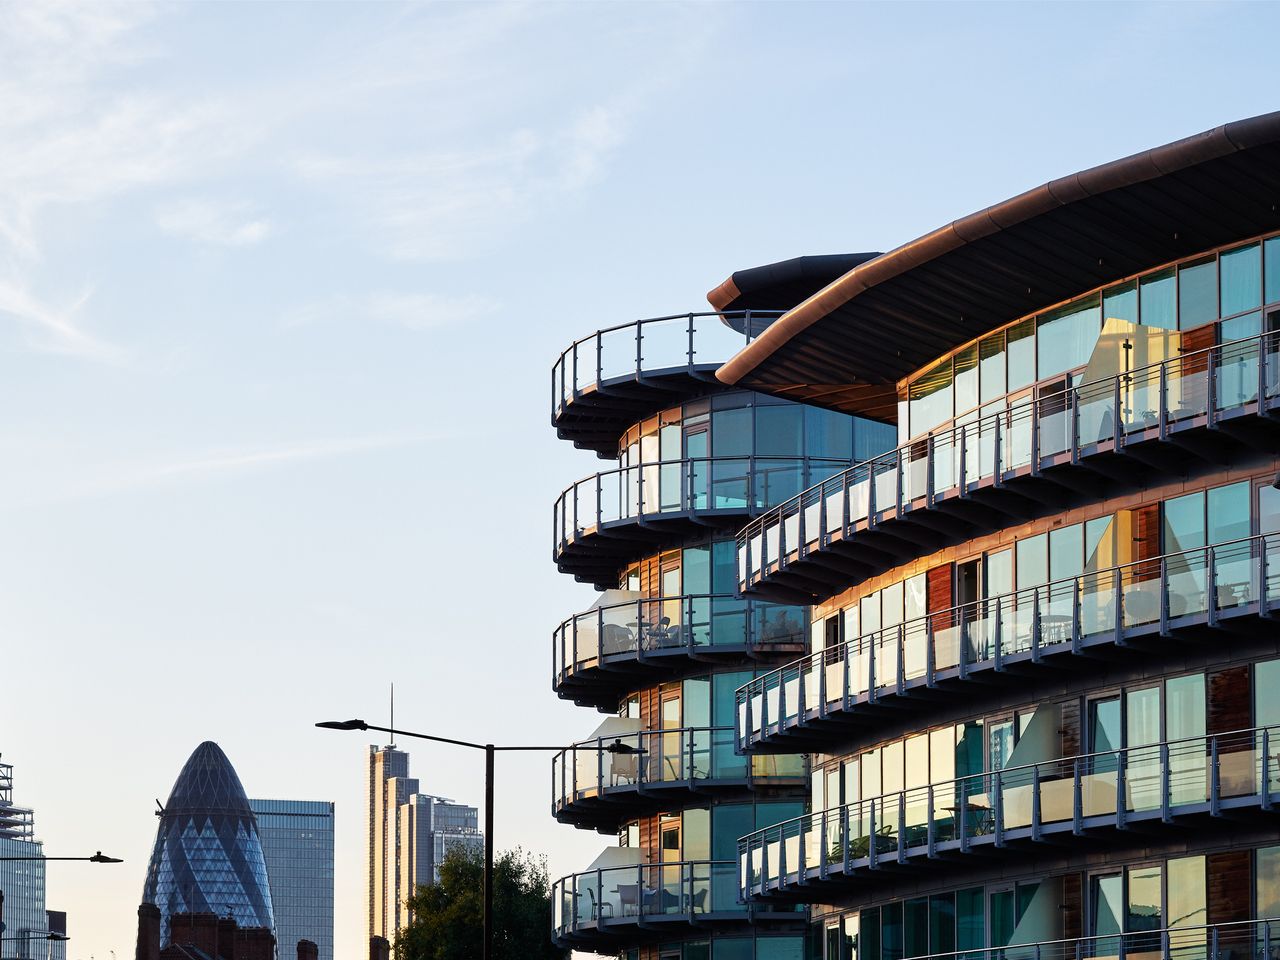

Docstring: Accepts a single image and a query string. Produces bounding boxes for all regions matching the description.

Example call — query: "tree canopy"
[395,847,568,960]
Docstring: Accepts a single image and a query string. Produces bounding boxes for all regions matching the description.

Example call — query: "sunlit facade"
[721,112,1280,960]
[142,741,274,945]
[547,286,897,959]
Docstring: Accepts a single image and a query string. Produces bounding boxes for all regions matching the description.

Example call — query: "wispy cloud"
[0,277,123,360]
[284,292,501,331]
[155,198,273,247]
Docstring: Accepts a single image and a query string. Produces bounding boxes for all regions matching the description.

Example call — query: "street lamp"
[316,718,640,960]
[0,936,69,942]
[0,854,121,864]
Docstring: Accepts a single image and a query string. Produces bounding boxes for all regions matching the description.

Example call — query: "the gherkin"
[142,741,274,945]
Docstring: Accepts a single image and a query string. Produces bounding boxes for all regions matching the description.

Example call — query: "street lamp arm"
[315,720,640,754]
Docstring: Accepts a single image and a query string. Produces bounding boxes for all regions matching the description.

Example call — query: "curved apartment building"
[547,266,896,959]
[719,112,1280,960]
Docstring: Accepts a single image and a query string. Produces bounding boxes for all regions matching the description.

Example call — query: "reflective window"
[1208,481,1250,544]
[1104,281,1139,325]
[756,404,803,458]
[1049,523,1084,582]
[1267,237,1280,305]
[808,407,854,461]
[711,406,751,457]
[1126,864,1163,934]
[1038,294,1101,378]
[909,358,954,438]
[979,334,1006,404]
[1258,846,1280,920]
[1164,491,1206,553]
[1257,660,1280,728]
[955,344,979,414]
[1221,243,1263,315]
[1167,856,1205,930]
[1016,533,1048,590]
[1007,318,1037,391]
[1179,257,1218,329]
[1140,269,1176,330]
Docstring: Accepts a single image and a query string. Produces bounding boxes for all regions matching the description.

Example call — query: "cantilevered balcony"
[552,593,806,710]
[738,534,1279,753]
[551,311,778,455]
[552,726,805,832]
[738,332,1280,604]
[555,456,850,587]
[740,725,1280,901]
[551,858,801,949]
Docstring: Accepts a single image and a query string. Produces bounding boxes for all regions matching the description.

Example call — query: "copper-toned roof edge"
[706,276,741,313]
[716,110,1280,388]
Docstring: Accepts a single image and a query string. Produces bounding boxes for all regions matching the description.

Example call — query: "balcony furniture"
[586,887,612,921]
[602,624,637,655]
[610,752,639,786]
[614,884,639,916]
[689,888,708,912]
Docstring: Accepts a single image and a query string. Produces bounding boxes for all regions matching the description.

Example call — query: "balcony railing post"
[1073,758,1083,835]
[1264,728,1273,811]
[926,435,936,507]
[1116,748,1128,829]
[760,677,770,738]
[895,449,904,517]
[796,661,806,726]
[1160,556,1170,636]
[686,312,696,368]
[1071,577,1082,654]
[842,468,853,538]
[896,624,905,697]
[777,668,787,734]
[1158,363,1169,440]
[868,633,878,706]
[1260,332,1270,414]
[596,739,604,795]
[777,822,787,883]
[819,806,829,880]
[1262,534,1272,619]
[841,804,851,874]
[994,771,1005,847]
[993,414,1003,487]
[595,333,603,387]
[926,620,936,689]
[1160,741,1171,823]
[819,479,828,548]
[994,603,1005,673]
[1160,929,1170,960]
[927,784,937,858]
[1208,546,1220,628]
[634,317,643,376]
[958,787,969,853]
[843,641,852,712]
[1210,923,1220,960]
[958,425,968,496]
[797,488,806,557]
[1208,345,1219,427]
[686,728,695,782]
[1031,586,1042,663]
[743,689,754,752]
[1030,391,1041,476]
[1210,735,1222,816]
[897,792,907,864]
[1113,375,1123,446]
[867,461,877,527]
[1115,569,1126,644]
[868,800,878,870]
[818,647,828,719]
[1031,764,1042,841]
[1071,385,1081,465]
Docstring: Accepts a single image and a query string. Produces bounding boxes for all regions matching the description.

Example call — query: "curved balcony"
[740,724,1280,901]
[554,456,851,587]
[738,331,1280,604]
[551,311,778,455]
[552,593,807,709]
[738,534,1279,753]
[551,858,802,949]
[551,726,806,832]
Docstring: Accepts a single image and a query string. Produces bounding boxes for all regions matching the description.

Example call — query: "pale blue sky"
[2,3,1278,959]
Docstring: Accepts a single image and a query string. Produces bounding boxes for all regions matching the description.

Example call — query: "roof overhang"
[715,111,1280,421]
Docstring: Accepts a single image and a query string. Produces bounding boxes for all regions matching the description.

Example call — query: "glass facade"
[250,799,334,960]
[142,742,274,945]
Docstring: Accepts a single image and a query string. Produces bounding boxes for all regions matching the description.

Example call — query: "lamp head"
[89,852,122,864]
[316,719,369,731]
[604,738,642,756]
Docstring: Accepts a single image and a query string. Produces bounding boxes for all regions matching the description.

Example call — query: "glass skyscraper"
[249,799,335,960]
[142,742,274,946]
[0,759,64,960]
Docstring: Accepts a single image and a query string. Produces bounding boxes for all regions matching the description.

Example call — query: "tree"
[396,847,568,960]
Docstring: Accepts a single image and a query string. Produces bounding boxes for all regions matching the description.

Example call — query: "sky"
[1,2,1278,959]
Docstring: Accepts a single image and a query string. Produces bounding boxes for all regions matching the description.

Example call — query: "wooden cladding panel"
[1182,322,1218,376]
[1207,849,1252,926]
[1062,872,1083,941]
[1060,698,1082,759]
[1208,666,1251,734]
[928,564,954,632]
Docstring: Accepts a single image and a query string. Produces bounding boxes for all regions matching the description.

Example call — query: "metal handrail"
[736,531,1276,737]
[553,454,854,553]
[551,858,745,934]
[825,917,1280,960]
[552,726,804,810]
[552,591,806,685]
[739,723,1280,889]
[737,328,1280,586]
[550,310,782,415]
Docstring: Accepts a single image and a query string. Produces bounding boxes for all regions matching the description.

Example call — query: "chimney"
[217,917,238,960]
[296,940,318,960]
[370,936,391,960]
[233,927,276,960]
[135,904,161,960]
[169,913,220,959]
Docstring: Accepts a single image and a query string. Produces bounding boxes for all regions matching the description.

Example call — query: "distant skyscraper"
[142,742,274,946]
[249,799,335,960]
[367,745,480,944]
[0,759,65,960]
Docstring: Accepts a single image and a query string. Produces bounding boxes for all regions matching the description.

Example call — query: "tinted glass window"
[1007,318,1036,390]
[1267,237,1280,305]
[1038,294,1101,377]
[1140,269,1176,330]
[1179,258,1218,329]
[756,405,803,458]
[979,333,1006,404]
[1103,281,1138,325]
[1221,243,1262,315]
[806,408,853,460]
[711,407,751,457]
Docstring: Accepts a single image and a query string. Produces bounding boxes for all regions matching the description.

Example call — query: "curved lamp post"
[316,718,639,960]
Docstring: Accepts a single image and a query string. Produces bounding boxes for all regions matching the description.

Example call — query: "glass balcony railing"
[554,456,852,559]
[552,858,770,942]
[551,311,780,422]
[803,919,1280,960]
[738,534,1280,748]
[552,726,805,819]
[738,330,1280,597]
[553,593,806,694]
[740,724,1280,897]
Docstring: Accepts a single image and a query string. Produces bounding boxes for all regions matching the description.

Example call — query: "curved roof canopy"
[708,253,880,319]
[715,111,1280,420]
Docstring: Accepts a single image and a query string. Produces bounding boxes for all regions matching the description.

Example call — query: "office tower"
[547,276,896,959]
[142,742,274,946]
[250,799,335,960]
[724,111,1280,959]
[0,759,65,960]
[368,746,480,943]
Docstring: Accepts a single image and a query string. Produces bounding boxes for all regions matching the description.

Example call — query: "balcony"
[738,332,1280,604]
[555,456,850,587]
[552,593,807,710]
[552,726,806,832]
[551,857,801,949]
[738,534,1279,753]
[551,311,778,455]
[740,725,1280,901]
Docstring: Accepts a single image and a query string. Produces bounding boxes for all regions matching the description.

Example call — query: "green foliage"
[395,846,568,960]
